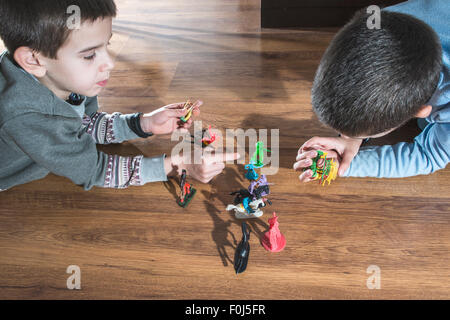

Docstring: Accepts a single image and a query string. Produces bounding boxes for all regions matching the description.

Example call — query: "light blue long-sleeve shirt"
[344,0,450,178]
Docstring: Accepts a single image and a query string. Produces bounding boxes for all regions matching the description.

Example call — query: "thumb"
[191,100,203,109]
[338,152,354,176]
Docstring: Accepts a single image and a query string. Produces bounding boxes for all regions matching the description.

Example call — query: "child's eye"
[84,52,96,60]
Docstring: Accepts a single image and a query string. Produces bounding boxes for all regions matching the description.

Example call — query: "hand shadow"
[163,177,179,202]
[208,165,246,207]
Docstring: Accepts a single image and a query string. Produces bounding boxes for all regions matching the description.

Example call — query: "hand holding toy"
[140,100,202,135]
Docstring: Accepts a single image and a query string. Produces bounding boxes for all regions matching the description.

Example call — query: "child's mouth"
[96,79,108,87]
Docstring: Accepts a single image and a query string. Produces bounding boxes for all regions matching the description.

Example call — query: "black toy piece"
[230,185,270,205]
[230,189,251,205]
[234,222,250,274]
[177,169,196,208]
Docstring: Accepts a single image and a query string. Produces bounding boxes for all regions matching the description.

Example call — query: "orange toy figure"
[177,169,196,207]
[260,212,286,252]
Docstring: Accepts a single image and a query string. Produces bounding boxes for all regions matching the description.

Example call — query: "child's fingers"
[302,137,338,151]
[296,150,317,162]
[299,169,314,182]
[167,107,188,118]
[180,118,193,129]
[164,102,187,111]
[293,159,312,171]
[191,100,203,109]
[192,107,201,117]
[190,100,202,118]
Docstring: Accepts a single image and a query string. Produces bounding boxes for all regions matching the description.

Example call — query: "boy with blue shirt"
[294,0,449,180]
[0,0,238,191]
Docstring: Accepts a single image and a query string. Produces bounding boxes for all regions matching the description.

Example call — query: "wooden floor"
[1,0,449,300]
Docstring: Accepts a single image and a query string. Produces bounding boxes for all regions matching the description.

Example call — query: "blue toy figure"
[244,164,258,181]
[242,197,254,214]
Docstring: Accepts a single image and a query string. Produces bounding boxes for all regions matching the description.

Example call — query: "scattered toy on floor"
[177,169,196,207]
[201,125,218,148]
[244,163,259,180]
[226,197,271,219]
[261,212,286,252]
[234,222,250,274]
[227,141,273,219]
[250,141,270,168]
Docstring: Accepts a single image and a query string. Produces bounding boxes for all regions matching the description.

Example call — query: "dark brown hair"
[311,9,442,136]
[0,0,117,59]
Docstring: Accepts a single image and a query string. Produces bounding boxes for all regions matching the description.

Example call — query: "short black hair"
[0,0,117,59]
[311,9,442,137]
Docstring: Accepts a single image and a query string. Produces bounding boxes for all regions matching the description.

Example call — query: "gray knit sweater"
[0,51,167,191]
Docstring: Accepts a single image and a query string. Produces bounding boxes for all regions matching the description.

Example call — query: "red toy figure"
[201,125,217,148]
[177,169,196,207]
[261,212,286,252]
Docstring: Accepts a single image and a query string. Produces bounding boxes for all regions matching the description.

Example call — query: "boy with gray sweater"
[0,0,238,191]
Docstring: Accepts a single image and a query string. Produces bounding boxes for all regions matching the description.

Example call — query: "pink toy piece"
[261,212,286,252]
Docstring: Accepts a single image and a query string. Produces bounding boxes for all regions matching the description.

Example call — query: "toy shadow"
[203,197,269,268]
[203,165,271,268]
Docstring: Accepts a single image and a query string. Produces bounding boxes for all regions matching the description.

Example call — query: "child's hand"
[293,136,363,181]
[293,148,340,182]
[164,152,241,184]
[140,101,202,135]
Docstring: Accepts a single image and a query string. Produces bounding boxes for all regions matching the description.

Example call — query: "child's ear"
[415,105,433,118]
[13,47,47,78]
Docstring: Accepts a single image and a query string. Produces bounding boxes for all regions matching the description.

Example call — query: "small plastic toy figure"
[234,222,250,274]
[180,100,195,123]
[249,141,270,168]
[177,169,196,207]
[190,125,218,148]
[307,150,338,186]
[226,197,271,219]
[260,212,286,252]
[248,174,270,199]
[244,163,258,181]
[230,188,251,205]
[230,174,270,205]
[201,125,217,148]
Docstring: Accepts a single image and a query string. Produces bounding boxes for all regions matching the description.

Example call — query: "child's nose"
[100,55,115,73]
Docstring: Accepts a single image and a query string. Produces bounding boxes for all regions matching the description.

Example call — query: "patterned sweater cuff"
[84,112,140,144]
[111,113,141,143]
[104,155,144,188]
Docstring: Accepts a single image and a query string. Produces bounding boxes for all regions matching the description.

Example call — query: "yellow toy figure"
[180,100,194,123]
